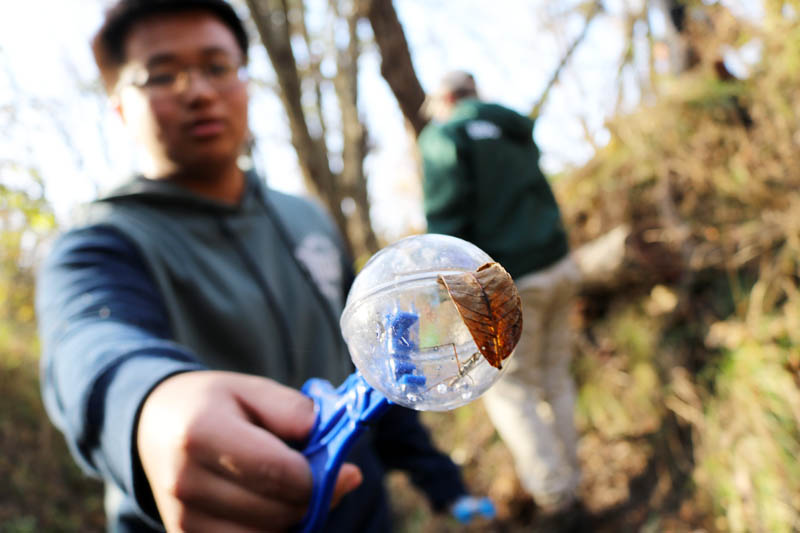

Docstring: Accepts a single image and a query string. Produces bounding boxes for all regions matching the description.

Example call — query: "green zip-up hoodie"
[419,99,569,278]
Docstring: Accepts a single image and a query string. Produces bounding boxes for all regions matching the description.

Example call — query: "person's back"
[419,71,583,524]
[420,98,568,278]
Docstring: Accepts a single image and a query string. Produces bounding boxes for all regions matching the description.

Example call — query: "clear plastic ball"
[340,234,511,411]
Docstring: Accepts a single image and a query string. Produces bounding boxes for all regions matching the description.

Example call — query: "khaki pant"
[483,255,581,509]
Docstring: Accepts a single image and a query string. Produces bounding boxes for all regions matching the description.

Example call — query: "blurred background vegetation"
[3,0,800,532]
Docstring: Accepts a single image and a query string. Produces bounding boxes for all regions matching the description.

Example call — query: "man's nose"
[177,68,216,99]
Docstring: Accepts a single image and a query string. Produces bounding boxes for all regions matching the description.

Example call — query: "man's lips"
[186,118,225,138]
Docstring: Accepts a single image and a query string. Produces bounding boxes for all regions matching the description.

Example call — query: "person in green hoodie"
[419,71,583,517]
[36,2,475,531]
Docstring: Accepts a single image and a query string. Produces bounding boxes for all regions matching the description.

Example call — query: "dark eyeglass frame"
[118,59,248,96]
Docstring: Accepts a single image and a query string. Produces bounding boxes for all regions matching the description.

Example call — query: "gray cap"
[435,70,477,94]
[422,70,478,119]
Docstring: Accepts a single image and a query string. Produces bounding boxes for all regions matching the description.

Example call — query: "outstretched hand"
[137,371,363,532]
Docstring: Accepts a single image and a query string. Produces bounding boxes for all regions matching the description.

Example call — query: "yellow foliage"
[561,5,800,530]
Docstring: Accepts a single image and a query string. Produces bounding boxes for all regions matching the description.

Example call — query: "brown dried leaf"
[437,262,522,369]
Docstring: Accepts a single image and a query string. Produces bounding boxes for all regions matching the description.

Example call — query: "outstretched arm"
[37,226,360,531]
[37,226,206,525]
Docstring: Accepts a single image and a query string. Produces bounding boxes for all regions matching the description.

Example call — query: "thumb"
[330,463,363,509]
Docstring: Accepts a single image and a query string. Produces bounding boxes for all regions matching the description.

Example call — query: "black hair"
[92,0,249,91]
[451,87,478,101]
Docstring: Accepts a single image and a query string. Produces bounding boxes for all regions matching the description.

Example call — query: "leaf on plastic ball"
[437,262,522,369]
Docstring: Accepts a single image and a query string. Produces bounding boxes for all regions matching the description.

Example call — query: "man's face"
[115,11,248,176]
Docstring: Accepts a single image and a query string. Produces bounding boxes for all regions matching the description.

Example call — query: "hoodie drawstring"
[256,192,345,352]
[217,217,296,378]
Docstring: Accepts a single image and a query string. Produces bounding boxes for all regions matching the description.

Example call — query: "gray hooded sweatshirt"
[37,171,466,532]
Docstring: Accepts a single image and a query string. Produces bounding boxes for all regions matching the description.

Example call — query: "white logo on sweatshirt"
[296,233,343,309]
[466,120,502,140]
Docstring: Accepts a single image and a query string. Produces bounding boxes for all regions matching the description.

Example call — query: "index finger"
[231,374,317,442]
[194,415,315,505]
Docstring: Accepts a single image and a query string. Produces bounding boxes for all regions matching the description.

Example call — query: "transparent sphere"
[340,234,511,411]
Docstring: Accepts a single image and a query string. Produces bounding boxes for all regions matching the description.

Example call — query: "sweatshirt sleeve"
[373,405,467,511]
[36,225,207,525]
[419,125,473,241]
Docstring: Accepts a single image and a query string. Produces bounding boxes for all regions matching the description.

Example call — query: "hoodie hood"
[450,99,535,143]
[76,167,354,389]
[97,169,264,214]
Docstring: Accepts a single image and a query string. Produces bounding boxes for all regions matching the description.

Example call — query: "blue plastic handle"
[295,372,391,533]
[295,307,420,532]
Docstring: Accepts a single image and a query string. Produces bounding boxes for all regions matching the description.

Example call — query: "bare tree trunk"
[331,0,380,256]
[246,0,343,222]
[295,1,329,145]
[246,0,383,257]
[359,0,429,137]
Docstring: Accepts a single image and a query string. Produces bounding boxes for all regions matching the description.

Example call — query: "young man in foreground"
[37,2,470,530]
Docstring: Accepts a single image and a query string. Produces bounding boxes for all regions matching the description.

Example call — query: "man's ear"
[110,94,126,124]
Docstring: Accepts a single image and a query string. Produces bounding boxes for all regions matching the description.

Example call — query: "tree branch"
[359,0,428,136]
[530,1,603,119]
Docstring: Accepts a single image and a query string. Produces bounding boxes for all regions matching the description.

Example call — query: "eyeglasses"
[120,58,248,97]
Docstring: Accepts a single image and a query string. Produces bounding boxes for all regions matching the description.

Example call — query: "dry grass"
[0,186,104,532]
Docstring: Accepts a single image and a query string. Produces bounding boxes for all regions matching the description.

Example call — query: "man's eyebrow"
[144,47,239,68]
[200,46,240,59]
[145,53,179,69]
